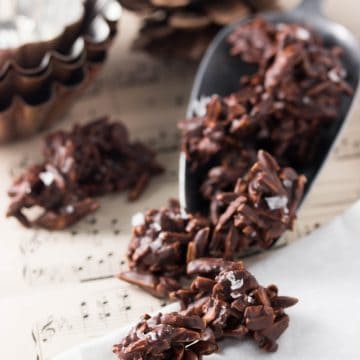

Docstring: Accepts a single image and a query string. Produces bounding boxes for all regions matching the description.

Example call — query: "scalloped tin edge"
[0,1,121,143]
[0,0,121,78]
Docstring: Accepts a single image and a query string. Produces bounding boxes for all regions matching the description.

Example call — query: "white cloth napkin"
[54,201,360,360]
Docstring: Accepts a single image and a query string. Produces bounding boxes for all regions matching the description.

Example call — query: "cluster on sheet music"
[7,150,178,288]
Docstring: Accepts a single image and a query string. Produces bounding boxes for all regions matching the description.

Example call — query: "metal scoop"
[179,0,360,214]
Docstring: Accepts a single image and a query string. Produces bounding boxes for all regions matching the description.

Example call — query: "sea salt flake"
[66,205,74,214]
[328,68,342,83]
[265,195,288,211]
[147,331,158,341]
[246,295,255,304]
[302,96,311,105]
[283,179,293,188]
[219,305,228,318]
[136,330,146,339]
[274,101,285,109]
[150,213,162,232]
[169,212,183,221]
[150,236,163,251]
[296,27,310,41]
[180,208,189,220]
[231,291,242,299]
[226,271,244,291]
[151,222,162,232]
[132,212,145,227]
[39,171,55,186]
[191,96,213,117]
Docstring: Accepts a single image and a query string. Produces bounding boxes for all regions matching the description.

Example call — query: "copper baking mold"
[0,0,122,143]
[0,0,85,74]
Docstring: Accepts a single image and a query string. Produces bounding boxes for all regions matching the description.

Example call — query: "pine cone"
[120,0,278,60]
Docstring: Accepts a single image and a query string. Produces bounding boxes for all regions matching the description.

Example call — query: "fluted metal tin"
[0,0,122,143]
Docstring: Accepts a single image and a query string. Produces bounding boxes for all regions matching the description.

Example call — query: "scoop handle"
[296,0,323,16]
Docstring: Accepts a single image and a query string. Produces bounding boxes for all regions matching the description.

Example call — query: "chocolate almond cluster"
[7,117,163,230]
[209,150,306,251]
[174,258,298,353]
[118,199,211,297]
[179,19,352,203]
[114,259,297,358]
[119,151,304,297]
[113,312,218,360]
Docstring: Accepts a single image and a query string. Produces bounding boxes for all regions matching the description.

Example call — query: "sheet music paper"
[54,200,360,360]
[0,1,360,359]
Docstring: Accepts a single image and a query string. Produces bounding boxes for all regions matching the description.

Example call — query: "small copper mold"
[0,0,122,143]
